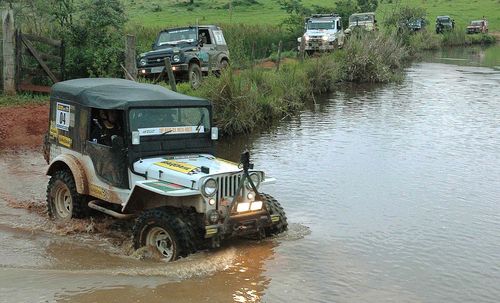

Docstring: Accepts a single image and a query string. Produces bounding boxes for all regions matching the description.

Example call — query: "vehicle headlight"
[322,35,329,41]
[172,54,181,63]
[201,178,217,197]
[304,34,310,41]
[139,58,147,66]
[245,173,261,190]
[236,201,263,213]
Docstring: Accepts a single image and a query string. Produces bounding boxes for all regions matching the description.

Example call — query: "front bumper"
[137,63,189,76]
[299,41,337,51]
[205,210,280,238]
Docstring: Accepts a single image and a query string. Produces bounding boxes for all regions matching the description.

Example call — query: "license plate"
[151,66,164,73]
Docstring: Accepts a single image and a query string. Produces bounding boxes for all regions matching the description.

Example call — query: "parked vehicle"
[467,19,488,34]
[44,78,287,262]
[297,14,345,54]
[344,12,377,35]
[436,16,455,34]
[407,18,427,32]
[137,25,230,89]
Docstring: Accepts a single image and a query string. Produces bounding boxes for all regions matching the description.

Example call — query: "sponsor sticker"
[56,102,70,131]
[90,184,108,200]
[49,121,58,138]
[144,181,185,192]
[57,134,72,148]
[138,126,204,136]
[155,160,198,174]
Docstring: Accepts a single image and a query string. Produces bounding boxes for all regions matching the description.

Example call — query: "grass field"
[125,0,500,32]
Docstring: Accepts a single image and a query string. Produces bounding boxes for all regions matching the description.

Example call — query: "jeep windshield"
[349,14,374,23]
[307,21,335,30]
[470,21,482,26]
[157,28,197,46]
[129,107,210,136]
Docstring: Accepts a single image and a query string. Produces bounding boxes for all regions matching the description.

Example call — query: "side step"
[88,200,136,219]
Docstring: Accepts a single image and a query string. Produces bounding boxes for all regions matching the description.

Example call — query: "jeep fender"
[122,180,204,213]
[46,154,89,195]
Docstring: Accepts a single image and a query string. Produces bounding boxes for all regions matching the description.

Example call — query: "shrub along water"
[175,32,410,134]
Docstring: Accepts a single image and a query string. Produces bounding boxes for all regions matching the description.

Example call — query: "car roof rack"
[309,13,340,18]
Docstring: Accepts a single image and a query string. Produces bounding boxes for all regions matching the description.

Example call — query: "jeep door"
[212,29,229,64]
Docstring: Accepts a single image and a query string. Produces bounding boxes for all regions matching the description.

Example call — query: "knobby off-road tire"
[46,170,89,220]
[188,64,202,89]
[133,209,197,262]
[261,193,288,236]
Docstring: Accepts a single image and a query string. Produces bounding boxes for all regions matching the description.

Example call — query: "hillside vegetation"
[125,0,500,32]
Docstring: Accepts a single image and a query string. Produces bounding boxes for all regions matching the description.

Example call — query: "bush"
[342,32,408,83]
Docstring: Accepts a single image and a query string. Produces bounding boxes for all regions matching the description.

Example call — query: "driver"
[91,110,122,146]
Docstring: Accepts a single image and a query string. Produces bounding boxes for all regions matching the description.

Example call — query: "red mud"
[0,104,49,150]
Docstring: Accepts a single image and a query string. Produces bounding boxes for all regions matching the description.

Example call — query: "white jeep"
[297,13,345,54]
[43,78,287,261]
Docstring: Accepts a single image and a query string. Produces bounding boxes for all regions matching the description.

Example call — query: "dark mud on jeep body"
[137,25,230,88]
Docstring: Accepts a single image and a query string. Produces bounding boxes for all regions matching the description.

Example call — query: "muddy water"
[1,46,500,302]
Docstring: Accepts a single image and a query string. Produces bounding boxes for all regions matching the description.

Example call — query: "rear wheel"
[47,170,88,220]
[261,193,288,236]
[133,209,196,261]
[188,63,202,89]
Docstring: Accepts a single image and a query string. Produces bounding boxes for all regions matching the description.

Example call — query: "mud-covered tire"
[46,170,88,220]
[188,63,202,89]
[133,209,196,261]
[261,193,288,236]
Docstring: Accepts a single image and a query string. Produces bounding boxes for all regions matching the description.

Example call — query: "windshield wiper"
[161,130,173,136]
[196,113,205,133]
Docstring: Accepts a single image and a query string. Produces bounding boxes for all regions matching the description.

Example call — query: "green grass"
[0,94,48,107]
[124,0,500,32]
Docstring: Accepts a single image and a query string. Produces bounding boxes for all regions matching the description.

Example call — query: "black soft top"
[51,78,210,110]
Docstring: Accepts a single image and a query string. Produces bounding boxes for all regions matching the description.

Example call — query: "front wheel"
[188,63,202,89]
[133,209,195,262]
[261,193,288,236]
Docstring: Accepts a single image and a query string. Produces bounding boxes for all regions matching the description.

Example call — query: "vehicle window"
[157,28,197,46]
[337,20,341,30]
[198,29,212,44]
[307,21,335,30]
[349,15,374,23]
[129,107,210,136]
[89,108,124,146]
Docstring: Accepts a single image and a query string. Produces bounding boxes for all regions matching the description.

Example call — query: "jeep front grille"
[146,55,171,65]
[215,173,244,205]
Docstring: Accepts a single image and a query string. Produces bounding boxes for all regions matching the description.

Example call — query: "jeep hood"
[133,154,241,189]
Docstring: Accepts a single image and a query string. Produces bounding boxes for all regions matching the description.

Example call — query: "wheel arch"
[46,154,89,195]
[188,57,201,66]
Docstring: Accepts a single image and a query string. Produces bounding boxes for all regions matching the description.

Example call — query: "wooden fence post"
[124,35,137,81]
[164,58,177,92]
[2,9,16,95]
[299,36,306,62]
[276,40,282,72]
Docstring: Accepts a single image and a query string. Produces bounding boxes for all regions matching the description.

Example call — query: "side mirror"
[211,127,219,140]
[132,131,140,145]
[151,43,155,49]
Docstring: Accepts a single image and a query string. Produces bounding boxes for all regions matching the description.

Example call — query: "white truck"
[297,14,345,54]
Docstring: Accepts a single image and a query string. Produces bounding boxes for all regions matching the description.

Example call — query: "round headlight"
[245,173,261,190]
[172,54,180,63]
[322,35,329,41]
[202,178,217,197]
[304,35,310,41]
[139,58,147,66]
